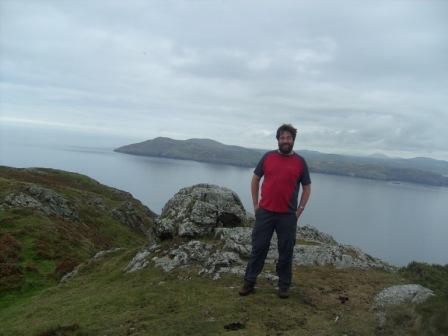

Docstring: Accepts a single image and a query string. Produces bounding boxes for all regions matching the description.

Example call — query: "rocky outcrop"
[126,184,396,280]
[3,185,79,221]
[125,240,277,282]
[372,284,435,326]
[214,226,394,271]
[111,201,157,238]
[1,179,157,239]
[155,184,248,239]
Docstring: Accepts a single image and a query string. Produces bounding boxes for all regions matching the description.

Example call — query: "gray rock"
[4,193,42,208]
[60,264,82,283]
[202,251,242,275]
[153,240,213,272]
[3,185,79,221]
[148,239,277,281]
[91,247,123,262]
[111,201,157,239]
[373,284,435,309]
[125,250,153,273]
[372,284,435,326]
[294,244,394,271]
[214,227,255,259]
[155,184,247,239]
[215,226,394,270]
[124,243,160,273]
[27,185,79,220]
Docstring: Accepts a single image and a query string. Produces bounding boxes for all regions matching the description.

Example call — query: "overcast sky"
[1,0,447,160]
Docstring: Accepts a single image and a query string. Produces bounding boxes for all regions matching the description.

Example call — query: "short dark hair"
[276,124,297,141]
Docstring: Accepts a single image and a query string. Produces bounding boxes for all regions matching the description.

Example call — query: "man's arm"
[251,174,261,212]
[296,184,311,218]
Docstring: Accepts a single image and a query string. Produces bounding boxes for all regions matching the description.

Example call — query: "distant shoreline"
[114,148,448,188]
[113,136,448,188]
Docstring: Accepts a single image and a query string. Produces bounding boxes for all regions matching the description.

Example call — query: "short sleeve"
[254,153,267,177]
[300,158,311,185]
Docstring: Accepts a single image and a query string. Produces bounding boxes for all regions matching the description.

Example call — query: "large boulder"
[155,184,247,239]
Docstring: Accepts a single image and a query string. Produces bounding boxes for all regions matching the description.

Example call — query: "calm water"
[1,125,447,266]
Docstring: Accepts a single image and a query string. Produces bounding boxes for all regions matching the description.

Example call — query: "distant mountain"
[114,137,448,187]
[114,137,264,167]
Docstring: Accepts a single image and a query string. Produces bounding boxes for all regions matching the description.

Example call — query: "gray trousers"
[243,208,297,290]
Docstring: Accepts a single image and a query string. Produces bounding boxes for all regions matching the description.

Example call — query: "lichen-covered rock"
[124,250,152,273]
[372,284,435,309]
[153,240,214,272]
[215,225,394,270]
[148,240,276,281]
[202,251,242,275]
[372,284,435,326]
[155,184,247,239]
[294,244,394,271]
[127,222,394,281]
[124,243,160,273]
[4,185,79,221]
[111,201,157,239]
[4,193,41,208]
[214,227,256,259]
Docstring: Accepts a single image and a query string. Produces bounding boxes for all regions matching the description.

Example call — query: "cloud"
[1,0,447,159]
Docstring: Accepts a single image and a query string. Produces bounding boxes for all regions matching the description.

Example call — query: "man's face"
[277,131,294,154]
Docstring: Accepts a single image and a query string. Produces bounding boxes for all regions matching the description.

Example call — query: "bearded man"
[239,123,311,299]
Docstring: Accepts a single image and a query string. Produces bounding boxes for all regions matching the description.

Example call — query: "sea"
[1,124,447,266]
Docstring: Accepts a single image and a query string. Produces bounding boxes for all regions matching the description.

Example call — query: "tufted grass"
[0,246,411,336]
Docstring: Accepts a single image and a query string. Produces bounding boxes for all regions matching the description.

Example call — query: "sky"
[1,0,448,160]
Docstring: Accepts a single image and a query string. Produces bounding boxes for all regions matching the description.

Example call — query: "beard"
[278,143,293,154]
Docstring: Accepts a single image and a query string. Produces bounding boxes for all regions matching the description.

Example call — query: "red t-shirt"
[254,150,311,213]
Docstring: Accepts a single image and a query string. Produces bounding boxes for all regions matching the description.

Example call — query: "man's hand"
[295,207,305,219]
[251,174,261,214]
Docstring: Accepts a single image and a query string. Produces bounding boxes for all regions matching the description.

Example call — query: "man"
[239,123,311,299]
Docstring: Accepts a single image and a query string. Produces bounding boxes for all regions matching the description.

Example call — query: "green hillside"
[0,166,156,306]
[115,137,262,167]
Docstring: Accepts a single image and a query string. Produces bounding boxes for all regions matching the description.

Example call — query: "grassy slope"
[0,166,151,307]
[0,247,407,336]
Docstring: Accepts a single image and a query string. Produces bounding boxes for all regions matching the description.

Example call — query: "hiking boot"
[278,288,289,299]
[239,283,255,296]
